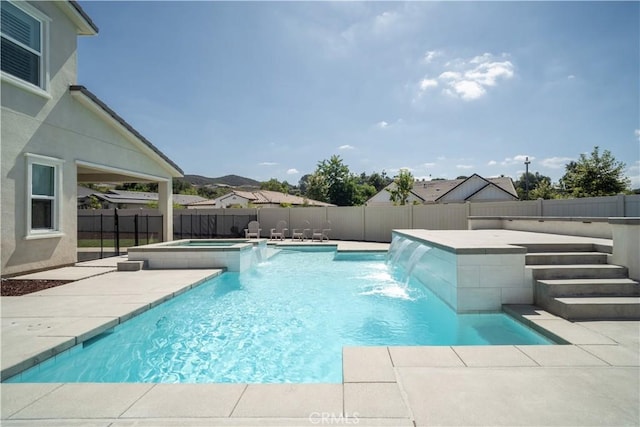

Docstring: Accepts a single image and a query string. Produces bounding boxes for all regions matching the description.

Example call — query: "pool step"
[525,252,608,265]
[117,260,145,271]
[519,243,612,254]
[528,264,628,280]
[527,246,638,320]
[548,297,640,320]
[536,278,640,299]
[535,278,640,319]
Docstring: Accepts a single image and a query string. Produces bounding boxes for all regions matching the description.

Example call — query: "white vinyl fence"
[80,194,640,244]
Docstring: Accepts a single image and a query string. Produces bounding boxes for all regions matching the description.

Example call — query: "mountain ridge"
[183,174,261,188]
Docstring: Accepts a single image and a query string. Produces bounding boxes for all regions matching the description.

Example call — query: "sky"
[77,1,640,188]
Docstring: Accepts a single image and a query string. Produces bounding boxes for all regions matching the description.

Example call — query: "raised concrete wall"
[469,216,612,239]
[393,230,529,313]
[610,218,640,281]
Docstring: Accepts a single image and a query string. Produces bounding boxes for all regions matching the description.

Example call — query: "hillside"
[183,174,261,188]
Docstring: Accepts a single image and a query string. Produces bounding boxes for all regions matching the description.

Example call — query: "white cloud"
[540,156,573,169]
[376,121,389,129]
[286,168,299,175]
[464,56,514,86]
[419,78,438,91]
[423,162,436,167]
[259,162,278,166]
[418,53,514,102]
[447,80,486,101]
[339,144,355,150]
[372,11,399,34]
[501,155,535,166]
[423,50,441,64]
[635,129,640,140]
[388,166,414,175]
[413,78,438,102]
[456,164,473,169]
[568,75,575,79]
[487,160,497,166]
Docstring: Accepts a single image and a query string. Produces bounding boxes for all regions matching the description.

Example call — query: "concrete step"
[549,297,640,320]
[526,252,608,265]
[520,243,598,253]
[528,264,628,280]
[536,278,640,298]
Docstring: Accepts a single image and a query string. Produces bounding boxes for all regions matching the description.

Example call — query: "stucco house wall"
[1,1,181,276]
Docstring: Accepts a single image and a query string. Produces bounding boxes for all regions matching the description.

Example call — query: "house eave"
[69,85,183,178]
[56,1,99,35]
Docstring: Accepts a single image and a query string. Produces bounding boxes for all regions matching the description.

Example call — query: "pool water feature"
[7,249,553,384]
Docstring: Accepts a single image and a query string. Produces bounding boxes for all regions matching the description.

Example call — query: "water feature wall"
[388,231,530,313]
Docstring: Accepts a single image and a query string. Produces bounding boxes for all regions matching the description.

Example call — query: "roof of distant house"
[372,174,518,204]
[187,190,335,207]
[83,188,207,206]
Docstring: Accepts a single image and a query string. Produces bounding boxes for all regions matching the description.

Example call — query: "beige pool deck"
[1,233,639,426]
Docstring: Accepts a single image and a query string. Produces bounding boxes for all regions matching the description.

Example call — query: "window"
[1,0,49,92]
[26,154,63,238]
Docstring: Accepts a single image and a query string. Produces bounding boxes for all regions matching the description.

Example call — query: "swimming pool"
[7,249,553,384]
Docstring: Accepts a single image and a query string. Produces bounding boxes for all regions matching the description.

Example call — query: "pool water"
[8,249,553,384]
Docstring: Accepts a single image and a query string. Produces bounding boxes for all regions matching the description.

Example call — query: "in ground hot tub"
[127,239,268,272]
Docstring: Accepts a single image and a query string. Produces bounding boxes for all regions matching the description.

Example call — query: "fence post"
[146,215,150,244]
[134,214,139,247]
[100,213,103,259]
[617,194,626,217]
[538,198,544,216]
[114,208,120,256]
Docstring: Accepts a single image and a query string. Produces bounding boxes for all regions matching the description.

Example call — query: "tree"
[312,155,359,206]
[173,178,196,195]
[305,172,329,203]
[386,169,414,205]
[117,182,157,192]
[261,178,287,193]
[365,171,392,191]
[298,174,312,195]
[529,179,558,200]
[87,195,102,209]
[559,146,630,197]
[515,171,554,200]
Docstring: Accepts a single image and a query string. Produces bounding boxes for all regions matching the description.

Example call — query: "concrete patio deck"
[1,238,638,426]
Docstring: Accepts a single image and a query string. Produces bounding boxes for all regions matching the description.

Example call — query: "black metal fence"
[173,214,256,239]
[78,210,257,259]
[77,211,164,258]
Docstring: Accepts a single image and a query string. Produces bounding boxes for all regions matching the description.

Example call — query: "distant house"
[1,1,181,276]
[79,189,207,209]
[366,174,518,206]
[187,190,335,209]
